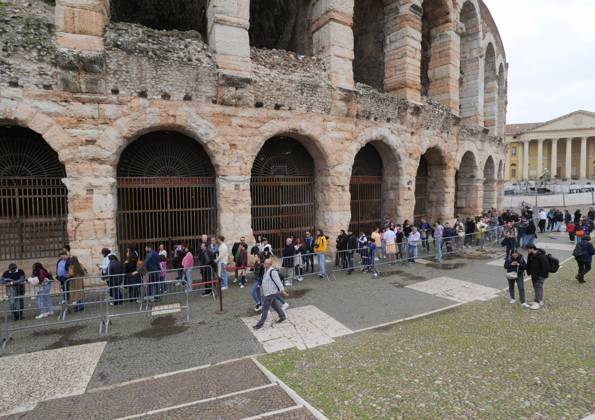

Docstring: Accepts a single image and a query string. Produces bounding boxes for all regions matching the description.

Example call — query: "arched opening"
[116,131,216,257]
[249,0,312,55]
[110,0,208,40]
[0,126,68,260]
[497,63,507,137]
[483,156,497,211]
[251,136,315,251]
[353,0,385,91]
[455,151,481,218]
[421,0,451,97]
[415,147,448,222]
[459,1,482,122]
[483,43,498,134]
[350,144,383,234]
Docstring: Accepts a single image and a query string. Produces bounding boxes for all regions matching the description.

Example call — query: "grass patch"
[260,262,595,418]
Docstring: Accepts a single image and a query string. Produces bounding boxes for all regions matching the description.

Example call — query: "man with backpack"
[573,235,595,283]
[526,244,554,310]
[253,258,287,330]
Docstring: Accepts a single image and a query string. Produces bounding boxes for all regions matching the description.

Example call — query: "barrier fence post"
[215,277,225,314]
[1,298,12,351]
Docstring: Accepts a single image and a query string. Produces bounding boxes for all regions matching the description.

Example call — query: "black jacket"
[347,234,358,251]
[526,250,549,279]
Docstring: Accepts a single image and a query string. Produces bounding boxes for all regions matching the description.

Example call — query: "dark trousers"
[531,276,545,303]
[7,285,25,320]
[538,219,546,233]
[304,254,314,272]
[126,274,140,300]
[148,272,161,298]
[57,276,69,302]
[255,294,285,327]
[201,267,212,293]
[507,276,526,303]
[345,252,354,273]
[108,275,123,304]
[576,259,591,282]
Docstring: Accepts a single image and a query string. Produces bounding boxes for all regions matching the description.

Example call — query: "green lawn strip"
[260,262,595,419]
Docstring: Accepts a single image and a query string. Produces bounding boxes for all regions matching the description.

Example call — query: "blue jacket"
[139,250,161,273]
[575,241,595,263]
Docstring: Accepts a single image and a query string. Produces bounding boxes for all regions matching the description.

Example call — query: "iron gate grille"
[414,156,429,222]
[0,178,68,260]
[349,176,382,235]
[250,176,315,252]
[116,177,216,257]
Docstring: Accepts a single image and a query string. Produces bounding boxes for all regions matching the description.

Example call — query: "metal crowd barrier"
[276,251,330,286]
[1,264,220,351]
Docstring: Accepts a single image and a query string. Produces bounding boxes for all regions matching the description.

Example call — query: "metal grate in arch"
[350,144,383,234]
[251,137,314,178]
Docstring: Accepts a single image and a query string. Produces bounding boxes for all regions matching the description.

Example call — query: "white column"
[536,139,544,179]
[522,140,530,180]
[580,137,588,179]
[550,138,558,178]
[565,137,573,179]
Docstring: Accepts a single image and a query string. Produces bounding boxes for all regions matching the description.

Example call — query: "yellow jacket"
[315,235,327,253]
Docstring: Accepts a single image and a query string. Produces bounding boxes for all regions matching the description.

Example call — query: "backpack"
[573,243,586,258]
[546,253,559,273]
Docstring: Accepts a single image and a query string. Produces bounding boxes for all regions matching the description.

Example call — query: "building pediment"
[531,110,595,133]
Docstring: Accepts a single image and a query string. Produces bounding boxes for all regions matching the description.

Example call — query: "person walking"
[538,209,547,233]
[504,250,530,308]
[32,262,53,319]
[314,230,328,278]
[1,263,26,321]
[433,221,444,263]
[573,235,595,283]
[215,236,229,290]
[501,221,517,256]
[238,243,248,288]
[253,259,287,330]
[407,226,420,263]
[526,244,549,310]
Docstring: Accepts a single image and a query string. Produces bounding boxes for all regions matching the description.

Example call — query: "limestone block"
[56,5,106,37]
[56,32,104,52]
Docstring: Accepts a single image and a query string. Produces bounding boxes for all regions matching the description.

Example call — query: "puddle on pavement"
[379,269,426,282]
[132,315,189,339]
[427,262,466,270]
[33,325,120,350]
[286,288,312,299]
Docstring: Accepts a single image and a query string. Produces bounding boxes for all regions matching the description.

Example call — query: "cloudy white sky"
[484,0,595,124]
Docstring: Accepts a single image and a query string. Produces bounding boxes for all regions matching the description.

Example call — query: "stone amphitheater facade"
[0,0,507,266]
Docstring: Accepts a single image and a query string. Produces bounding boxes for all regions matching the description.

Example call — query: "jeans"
[434,238,443,262]
[251,281,261,306]
[36,281,52,314]
[255,293,285,327]
[532,276,545,303]
[57,275,69,303]
[504,238,516,256]
[184,268,193,292]
[576,259,591,281]
[317,253,326,275]
[7,285,25,320]
[148,272,160,298]
[523,234,535,248]
[345,252,354,273]
[408,244,417,262]
[219,263,228,288]
[554,221,562,232]
[508,275,526,303]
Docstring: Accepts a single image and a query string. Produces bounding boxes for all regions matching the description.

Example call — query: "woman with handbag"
[504,250,530,308]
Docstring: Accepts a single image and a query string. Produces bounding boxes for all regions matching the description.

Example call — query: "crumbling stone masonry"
[0,0,507,267]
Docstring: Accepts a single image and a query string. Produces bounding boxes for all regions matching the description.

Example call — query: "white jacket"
[216,242,228,264]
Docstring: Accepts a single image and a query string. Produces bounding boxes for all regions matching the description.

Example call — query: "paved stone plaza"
[0,233,580,418]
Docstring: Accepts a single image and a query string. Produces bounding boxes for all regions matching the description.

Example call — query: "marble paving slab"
[407,277,501,303]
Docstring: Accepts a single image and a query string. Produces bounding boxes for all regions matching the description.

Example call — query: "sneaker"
[509,299,516,304]
[46,311,54,316]
[240,284,245,289]
[521,303,531,308]
[201,292,212,297]
[530,302,541,310]
[35,313,45,319]
[221,286,228,291]
[282,302,289,311]
[253,324,263,330]
[297,277,304,282]
[276,318,287,324]
[255,304,262,312]
[233,278,238,283]
[136,299,143,304]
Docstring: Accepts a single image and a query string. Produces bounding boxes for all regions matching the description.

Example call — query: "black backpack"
[573,243,585,258]
[546,253,559,273]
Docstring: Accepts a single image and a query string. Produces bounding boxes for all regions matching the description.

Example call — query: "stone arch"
[455,150,482,218]
[421,0,455,97]
[483,42,498,134]
[497,63,507,137]
[415,145,450,223]
[353,0,386,91]
[482,155,497,211]
[459,0,483,124]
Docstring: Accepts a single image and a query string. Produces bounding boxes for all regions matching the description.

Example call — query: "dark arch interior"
[414,147,447,222]
[251,136,315,251]
[110,0,208,40]
[353,0,385,91]
[249,0,312,55]
[0,126,68,260]
[455,151,479,217]
[116,131,216,257]
[350,144,383,234]
[118,131,215,178]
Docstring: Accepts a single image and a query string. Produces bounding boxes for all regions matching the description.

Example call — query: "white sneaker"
[297,277,304,282]
[46,311,54,316]
[221,286,228,291]
[530,302,541,310]
[255,305,262,312]
[35,313,45,319]
[240,284,245,289]
[509,299,516,304]
[282,302,289,311]
[521,303,531,308]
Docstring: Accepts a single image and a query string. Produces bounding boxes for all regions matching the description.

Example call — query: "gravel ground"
[260,260,595,419]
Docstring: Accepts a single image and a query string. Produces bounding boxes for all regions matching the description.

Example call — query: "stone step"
[9,359,271,420]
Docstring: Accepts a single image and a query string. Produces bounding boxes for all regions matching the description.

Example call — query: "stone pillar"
[311,0,355,90]
[62,176,118,270]
[522,140,530,180]
[385,0,421,102]
[536,139,544,179]
[565,137,573,179]
[427,29,460,112]
[55,0,109,93]
[217,175,253,242]
[207,0,251,79]
[580,137,588,179]
[550,138,558,178]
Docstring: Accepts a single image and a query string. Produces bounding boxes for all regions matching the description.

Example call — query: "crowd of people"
[2,205,594,324]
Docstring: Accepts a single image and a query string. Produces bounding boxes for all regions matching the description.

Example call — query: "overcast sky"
[483,0,595,124]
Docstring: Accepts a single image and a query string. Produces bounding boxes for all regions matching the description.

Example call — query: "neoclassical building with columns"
[505,111,595,181]
[0,0,507,266]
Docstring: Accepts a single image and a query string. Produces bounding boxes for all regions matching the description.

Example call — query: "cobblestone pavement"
[0,232,575,418]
